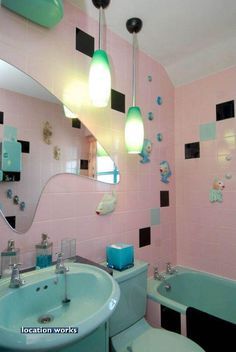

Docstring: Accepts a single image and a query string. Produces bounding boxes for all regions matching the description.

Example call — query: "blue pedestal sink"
[0,263,120,351]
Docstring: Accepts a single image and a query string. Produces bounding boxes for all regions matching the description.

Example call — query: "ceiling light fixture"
[89,0,111,108]
[125,17,144,154]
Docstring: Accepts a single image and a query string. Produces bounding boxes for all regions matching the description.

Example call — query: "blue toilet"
[109,260,204,352]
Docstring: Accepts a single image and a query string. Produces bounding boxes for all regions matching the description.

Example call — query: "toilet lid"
[131,329,204,352]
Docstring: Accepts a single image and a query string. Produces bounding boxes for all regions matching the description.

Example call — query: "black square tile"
[0,111,4,124]
[111,89,125,113]
[3,172,20,181]
[76,28,94,57]
[160,191,169,207]
[6,216,16,229]
[80,159,88,170]
[18,140,30,153]
[72,118,81,129]
[185,142,200,159]
[139,227,151,248]
[216,100,234,121]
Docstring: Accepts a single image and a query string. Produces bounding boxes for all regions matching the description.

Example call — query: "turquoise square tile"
[200,122,216,141]
[150,208,160,225]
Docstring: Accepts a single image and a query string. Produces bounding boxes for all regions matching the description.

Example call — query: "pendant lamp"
[89,0,111,107]
[125,18,144,154]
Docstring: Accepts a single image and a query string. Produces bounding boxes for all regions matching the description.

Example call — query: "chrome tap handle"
[153,266,159,275]
[166,262,177,275]
[153,265,165,280]
[9,263,21,268]
[56,252,64,262]
[9,263,25,288]
[55,253,69,274]
[9,263,21,274]
[166,262,171,273]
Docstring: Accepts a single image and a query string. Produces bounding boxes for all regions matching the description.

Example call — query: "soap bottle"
[35,233,53,269]
[1,240,20,278]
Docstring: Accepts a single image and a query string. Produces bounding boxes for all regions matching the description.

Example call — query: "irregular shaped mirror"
[0,59,120,233]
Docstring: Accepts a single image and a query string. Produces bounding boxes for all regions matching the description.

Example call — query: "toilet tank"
[109,260,148,337]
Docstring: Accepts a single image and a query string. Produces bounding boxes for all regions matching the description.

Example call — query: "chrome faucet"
[54,253,70,304]
[9,264,25,288]
[166,262,177,275]
[153,266,165,281]
[153,266,171,291]
[55,253,69,274]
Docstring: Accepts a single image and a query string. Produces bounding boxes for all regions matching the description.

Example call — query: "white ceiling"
[70,0,236,86]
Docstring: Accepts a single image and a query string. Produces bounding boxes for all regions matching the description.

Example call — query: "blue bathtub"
[147,266,236,324]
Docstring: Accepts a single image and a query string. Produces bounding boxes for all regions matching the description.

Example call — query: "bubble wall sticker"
[19,201,26,211]
[156,96,163,105]
[157,133,163,142]
[6,189,13,199]
[13,195,19,205]
[225,173,232,180]
[225,154,232,161]
[147,112,154,121]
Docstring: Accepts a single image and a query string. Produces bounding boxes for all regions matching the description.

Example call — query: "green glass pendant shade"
[2,0,64,28]
[125,106,144,154]
[89,49,111,107]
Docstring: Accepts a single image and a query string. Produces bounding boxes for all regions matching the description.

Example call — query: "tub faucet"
[153,266,165,281]
[9,264,25,288]
[166,262,177,275]
[55,253,69,274]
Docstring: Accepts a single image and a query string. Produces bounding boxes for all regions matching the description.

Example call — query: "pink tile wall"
[175,66,236,280]
[0,2,175,272]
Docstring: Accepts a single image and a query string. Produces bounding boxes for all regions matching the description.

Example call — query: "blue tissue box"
[106,243,134,271]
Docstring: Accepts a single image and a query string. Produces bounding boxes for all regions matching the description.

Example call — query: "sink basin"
[0,263,120,351]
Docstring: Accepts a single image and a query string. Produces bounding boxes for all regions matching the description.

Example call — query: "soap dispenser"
[35,233,53,269]
[1,240,20,278]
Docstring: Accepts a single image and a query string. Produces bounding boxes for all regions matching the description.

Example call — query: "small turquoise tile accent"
[4,125,17,141]
[199,122,216,141]
[150,208,160,225]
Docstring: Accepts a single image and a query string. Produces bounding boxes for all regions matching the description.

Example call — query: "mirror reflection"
[0,59,119,233]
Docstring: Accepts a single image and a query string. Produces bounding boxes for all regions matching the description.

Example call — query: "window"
[96,143,119,184]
